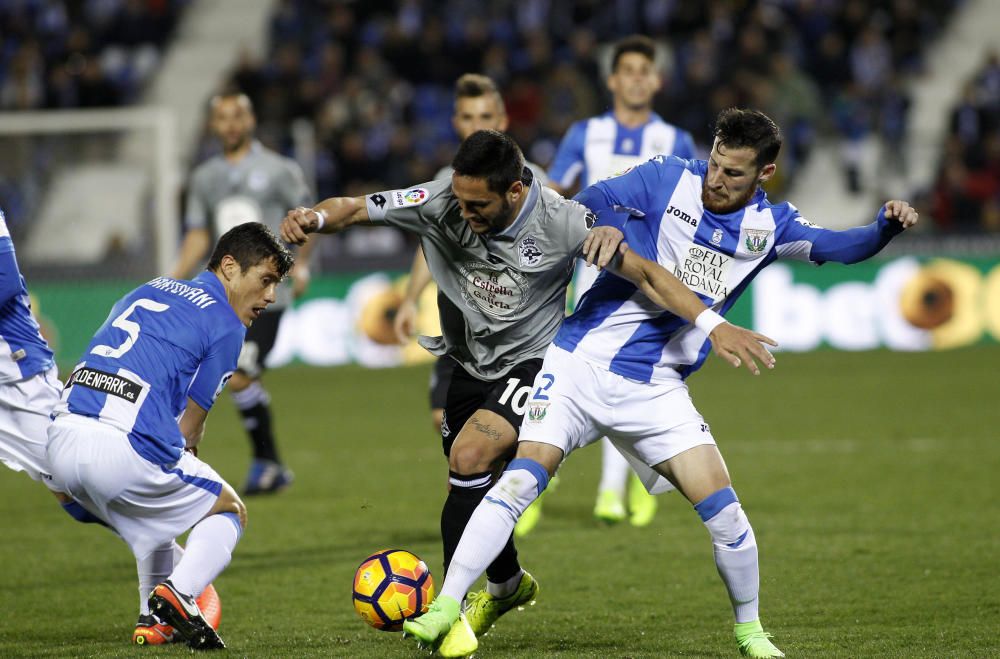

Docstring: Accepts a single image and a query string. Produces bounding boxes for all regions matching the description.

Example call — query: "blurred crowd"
[931,50,1000,233]
[0,0,187,109]
[5,0,996,236]
[207,0,957,204]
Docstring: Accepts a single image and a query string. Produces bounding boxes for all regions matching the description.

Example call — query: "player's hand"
[393,299,418,345]
[883,200,919,229]
[708,323,778,375]
[290,261,311,299]
[281,207,322,245]
[582,226,624,269]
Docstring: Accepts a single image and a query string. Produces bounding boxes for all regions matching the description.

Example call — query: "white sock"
[697,487,760,623]
[168,513,241,599]
[442,460,547,603]
[486,569,525,598]
[597,438,629,496]
[136,541,180,616]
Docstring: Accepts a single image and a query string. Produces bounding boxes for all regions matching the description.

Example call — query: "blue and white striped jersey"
[53,272,245,465]
[559,155,904,384]
[0,210,54,383]
[548,111,697,190]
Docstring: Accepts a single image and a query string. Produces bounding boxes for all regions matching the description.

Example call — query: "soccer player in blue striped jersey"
[405,109,918,658]
[0,208,65,495]
[547,34,699,529]
[46,222,293,649]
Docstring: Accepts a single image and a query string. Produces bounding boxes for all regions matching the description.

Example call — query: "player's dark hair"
[611,35,657,71]
[207,222,294,277]
[210,91,254,114]
[452,129,525,195]
[454,73,502,103]
[713,108,782,168]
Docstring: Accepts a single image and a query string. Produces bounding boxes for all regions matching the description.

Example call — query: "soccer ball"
[352,548,435,631]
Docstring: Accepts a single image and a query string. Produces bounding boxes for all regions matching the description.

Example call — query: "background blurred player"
[282,130,626,646]
[547,34,699,528]
[47,222,294,650]
[394,73,550,435]
[171,92,313,495]
[405,108,918,659]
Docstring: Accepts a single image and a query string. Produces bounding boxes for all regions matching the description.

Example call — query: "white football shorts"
[519,345,717,494]
[0,365,64,491]
[47,414,223,559]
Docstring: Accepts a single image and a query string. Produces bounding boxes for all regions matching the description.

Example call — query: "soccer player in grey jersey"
[283,129,626,639]
[171,92,313,496]
[283,130,771,645]
[394,74,549,435]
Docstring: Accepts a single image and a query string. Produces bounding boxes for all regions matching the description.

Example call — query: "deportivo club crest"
[711,228,724,246]
[518,236,543,267]
[744,229,770,253]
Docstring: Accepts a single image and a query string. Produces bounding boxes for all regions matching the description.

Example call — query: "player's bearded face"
[452,175,519,234]
[211,98,255,154]
[702,141,771,214]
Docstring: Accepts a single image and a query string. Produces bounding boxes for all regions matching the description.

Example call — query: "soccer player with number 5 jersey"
[46,223,293,650]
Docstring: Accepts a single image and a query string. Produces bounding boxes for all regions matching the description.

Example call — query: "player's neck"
[223,140,253,164]
[613,104,652,129]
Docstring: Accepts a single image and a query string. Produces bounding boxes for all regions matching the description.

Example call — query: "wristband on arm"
[695,308,727,335]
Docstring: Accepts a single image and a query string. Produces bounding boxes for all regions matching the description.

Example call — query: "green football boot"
[402,595,460,651]
[735,619,785,658]
[464,570,539,636]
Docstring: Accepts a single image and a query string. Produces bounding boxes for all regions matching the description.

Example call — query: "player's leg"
[441,360,541,591]
[407,441,562,653]
[146,461,244,651]
[408,346,599,651]
[232,310,292,495]
[594,437,629,522]
[654,444,783,658]
[428,356,454,434]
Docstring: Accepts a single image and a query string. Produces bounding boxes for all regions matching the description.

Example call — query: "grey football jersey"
[366,177,595,380]
[185,141,311,308]
[434,160,550,186]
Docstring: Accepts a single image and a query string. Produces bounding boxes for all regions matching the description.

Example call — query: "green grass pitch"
[1,346,997,657]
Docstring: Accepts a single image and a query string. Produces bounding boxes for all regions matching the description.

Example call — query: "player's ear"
[758,163,777,185]
[507,180,524,202]
[219,254,239,282]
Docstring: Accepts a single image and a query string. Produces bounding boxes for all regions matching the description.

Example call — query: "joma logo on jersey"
[666,205,697,227]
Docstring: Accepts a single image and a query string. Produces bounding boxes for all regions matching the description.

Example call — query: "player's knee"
[695,486,754,549]
[448,439,496,475]
[485,458,550,517]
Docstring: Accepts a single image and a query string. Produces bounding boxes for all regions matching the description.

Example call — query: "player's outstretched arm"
[808,200,918,265]
[394,246,433,344]
[280,195,370,245]
[611,244,777,375]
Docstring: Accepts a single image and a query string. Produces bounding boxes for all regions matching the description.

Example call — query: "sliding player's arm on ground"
[394,246,433,344]
[610,245,777,375]
[281,195,371,245]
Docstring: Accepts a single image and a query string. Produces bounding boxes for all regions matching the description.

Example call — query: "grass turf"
[0,345,997,657]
